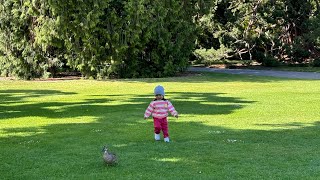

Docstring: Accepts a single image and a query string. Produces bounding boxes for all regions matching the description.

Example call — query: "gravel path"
[188,67,320,80]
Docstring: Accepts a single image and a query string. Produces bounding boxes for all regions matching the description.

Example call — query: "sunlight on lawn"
[154,157,182,163]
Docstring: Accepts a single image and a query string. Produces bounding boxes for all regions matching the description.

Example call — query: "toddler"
[144,85,178,142]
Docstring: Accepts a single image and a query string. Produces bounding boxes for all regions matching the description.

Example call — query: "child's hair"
[154,97,167,101]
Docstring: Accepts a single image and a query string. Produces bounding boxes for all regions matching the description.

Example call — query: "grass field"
[1,72,320,179]
[245,66,320,73]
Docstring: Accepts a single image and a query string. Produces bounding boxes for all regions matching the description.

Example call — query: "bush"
[254,51,266,64]
[290,46,311,63]
[261,55,280,67]
[312,58,320,67]
[193,45,232,65]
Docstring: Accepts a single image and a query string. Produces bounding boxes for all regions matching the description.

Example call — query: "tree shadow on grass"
[0,90,76,104]
[122,72,311,84]
[0,90,254,120]
[0,89,256,178]
[2,89,320,178]
[170,92,254,116]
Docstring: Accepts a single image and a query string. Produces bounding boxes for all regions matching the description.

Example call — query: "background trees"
[196,0,320,67]
[0,0,319,79]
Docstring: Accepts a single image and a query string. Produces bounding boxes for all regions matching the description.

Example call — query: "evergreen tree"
[0,0,209,79]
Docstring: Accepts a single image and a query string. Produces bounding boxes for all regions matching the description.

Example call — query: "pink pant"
[153,117,169,138]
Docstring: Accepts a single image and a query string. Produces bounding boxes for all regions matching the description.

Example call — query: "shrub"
[290,46,311,63]
[261,55,280,67]
[193,45,232,65]
[312,58,320,67]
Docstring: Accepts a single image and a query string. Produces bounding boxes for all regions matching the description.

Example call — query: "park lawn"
[246,66,320,73]
[1,72,320,179]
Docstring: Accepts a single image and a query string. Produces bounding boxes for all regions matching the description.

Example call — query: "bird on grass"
[102,146,117,166]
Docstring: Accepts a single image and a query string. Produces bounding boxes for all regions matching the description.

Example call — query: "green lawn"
[246,66,320,73]
[1,73,320,179]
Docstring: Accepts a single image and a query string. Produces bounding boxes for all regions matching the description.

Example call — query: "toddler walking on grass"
[144,85,178,142]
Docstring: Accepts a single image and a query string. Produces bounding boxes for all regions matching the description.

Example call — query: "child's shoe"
[164,137,170,142]
[155,133,160,141]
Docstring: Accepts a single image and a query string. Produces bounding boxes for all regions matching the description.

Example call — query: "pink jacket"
[144,100,178,118]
